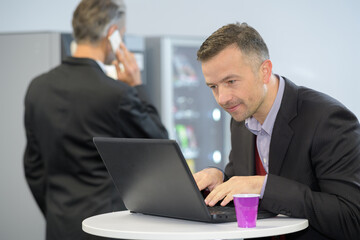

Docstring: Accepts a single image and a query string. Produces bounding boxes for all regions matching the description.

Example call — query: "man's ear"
[261,59,273,84]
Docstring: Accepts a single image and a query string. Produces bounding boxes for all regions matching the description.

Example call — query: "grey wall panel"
[0,32,61,240]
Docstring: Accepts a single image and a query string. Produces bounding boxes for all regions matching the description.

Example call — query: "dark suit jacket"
[225,78,360,240]
[23,57,168,240]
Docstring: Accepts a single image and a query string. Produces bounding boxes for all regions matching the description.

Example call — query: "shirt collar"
[95,60,106,73]
[245,75,285,136]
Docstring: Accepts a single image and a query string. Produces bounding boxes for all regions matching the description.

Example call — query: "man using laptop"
[194,23,360,240]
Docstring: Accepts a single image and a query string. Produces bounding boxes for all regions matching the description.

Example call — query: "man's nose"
[217,86,232,106]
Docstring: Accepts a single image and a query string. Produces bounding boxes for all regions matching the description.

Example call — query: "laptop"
[93,137,275,223]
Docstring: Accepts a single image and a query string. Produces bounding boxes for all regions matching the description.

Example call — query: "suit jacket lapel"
[269,78,298,175]
[238,121,256,175]
[228,119,255,176]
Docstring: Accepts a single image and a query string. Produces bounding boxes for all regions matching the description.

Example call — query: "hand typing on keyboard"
[193,168,224,192]
[194,168,265,207]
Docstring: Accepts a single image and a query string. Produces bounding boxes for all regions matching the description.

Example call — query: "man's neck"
[73,43,106,63]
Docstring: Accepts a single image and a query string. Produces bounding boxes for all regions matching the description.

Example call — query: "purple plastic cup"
[233,194,260,228]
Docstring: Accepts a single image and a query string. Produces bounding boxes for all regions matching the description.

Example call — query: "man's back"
[24,57,168,239]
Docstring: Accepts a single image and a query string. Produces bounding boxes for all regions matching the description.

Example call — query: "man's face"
[201,45,267,122]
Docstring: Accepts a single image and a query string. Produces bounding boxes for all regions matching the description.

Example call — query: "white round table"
[82,210,308,240]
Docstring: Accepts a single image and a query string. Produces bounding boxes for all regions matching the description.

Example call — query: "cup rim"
[233,194,260,198]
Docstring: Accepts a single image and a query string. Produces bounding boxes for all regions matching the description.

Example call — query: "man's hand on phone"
[114,43,142,87]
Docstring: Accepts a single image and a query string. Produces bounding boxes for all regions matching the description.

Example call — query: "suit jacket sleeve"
[262,104,360,240]
[116,85,168,139]
[23,94,46,216]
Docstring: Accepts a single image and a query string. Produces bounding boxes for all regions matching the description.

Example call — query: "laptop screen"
[93,137,215,222]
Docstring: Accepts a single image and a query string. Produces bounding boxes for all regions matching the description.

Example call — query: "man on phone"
[23,1,168,239]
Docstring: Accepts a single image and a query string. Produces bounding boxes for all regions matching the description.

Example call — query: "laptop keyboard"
[208,206,235,215]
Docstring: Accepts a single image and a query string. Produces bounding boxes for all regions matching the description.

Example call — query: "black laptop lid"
[93,137,213,222]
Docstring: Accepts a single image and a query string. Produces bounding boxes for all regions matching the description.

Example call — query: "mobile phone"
[108,29,122,53]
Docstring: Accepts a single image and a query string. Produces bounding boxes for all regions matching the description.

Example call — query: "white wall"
[0,0,359,239]
[2,0,359,115]
[125,0,360,117]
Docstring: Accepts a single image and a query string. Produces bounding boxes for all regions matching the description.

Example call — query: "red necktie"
[255,139,266,176]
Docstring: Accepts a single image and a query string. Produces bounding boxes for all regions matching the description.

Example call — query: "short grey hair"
[197,22,269,71]
[72,0,126,44]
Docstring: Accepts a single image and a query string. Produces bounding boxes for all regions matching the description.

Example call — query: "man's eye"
[228,80,235,84]
[209,85,217,89]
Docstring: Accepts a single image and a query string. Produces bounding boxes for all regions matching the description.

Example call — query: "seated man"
[194,22,360,240]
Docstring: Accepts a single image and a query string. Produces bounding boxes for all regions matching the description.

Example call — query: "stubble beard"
[222,97,263,123]
[220,100,251,122]
[229,106,253,122]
